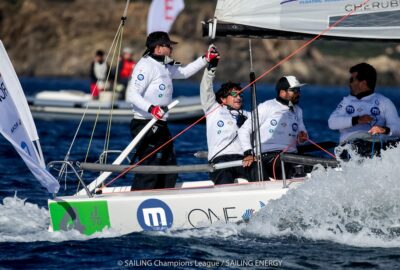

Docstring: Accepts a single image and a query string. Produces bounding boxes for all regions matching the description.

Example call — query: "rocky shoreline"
[1,0,400,86]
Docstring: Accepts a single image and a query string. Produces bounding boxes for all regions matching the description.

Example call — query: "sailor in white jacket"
[126,32,211,190]
[328,63,400,157]
[239,76,308,180]
[200,45,251,184]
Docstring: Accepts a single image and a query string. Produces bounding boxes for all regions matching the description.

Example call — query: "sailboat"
[1,0,398,236]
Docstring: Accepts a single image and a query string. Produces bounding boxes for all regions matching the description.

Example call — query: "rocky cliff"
[1,0,400,86]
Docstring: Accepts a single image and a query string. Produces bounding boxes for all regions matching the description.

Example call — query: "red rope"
[306,138,336,159]
[103,0,369,187]
[272,141,297,180]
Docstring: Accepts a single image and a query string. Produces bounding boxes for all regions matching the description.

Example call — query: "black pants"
[130,119,177,190]
[261,151,301,180]
[209,154,252,185]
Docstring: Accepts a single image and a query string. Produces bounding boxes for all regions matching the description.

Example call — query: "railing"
[47,160,92,198]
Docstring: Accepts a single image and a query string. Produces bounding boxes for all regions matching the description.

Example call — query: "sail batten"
[206,0,400,40]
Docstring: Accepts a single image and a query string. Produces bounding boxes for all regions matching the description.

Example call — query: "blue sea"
[1,78,400,269]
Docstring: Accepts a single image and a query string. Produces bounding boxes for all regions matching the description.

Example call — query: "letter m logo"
[142,207,167,227]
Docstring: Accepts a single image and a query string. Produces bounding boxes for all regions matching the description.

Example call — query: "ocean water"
[1,78,400,269]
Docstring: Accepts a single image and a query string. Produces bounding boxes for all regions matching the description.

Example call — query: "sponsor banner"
[137,198,173,231]
[49,201,110,235]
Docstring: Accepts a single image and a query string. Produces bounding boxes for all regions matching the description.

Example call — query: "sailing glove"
[205,44,220,70]
[148,105,168,120]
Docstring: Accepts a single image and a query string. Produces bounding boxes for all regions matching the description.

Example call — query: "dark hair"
[95,50,105,57]
[350,63,377,90]
[275,76,290,94]
[215,82,241,104]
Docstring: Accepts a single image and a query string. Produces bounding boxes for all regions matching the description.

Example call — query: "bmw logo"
[159,84,166,90]
[270,119,277,126]
[137,74,144,81]
[217,120,224,127]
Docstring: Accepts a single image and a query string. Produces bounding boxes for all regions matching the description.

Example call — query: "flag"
[147,0,185,35]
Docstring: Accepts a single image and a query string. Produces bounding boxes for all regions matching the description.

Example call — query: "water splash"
[244,146,400,247]
[166,147,400,248]
[0,195,120,243]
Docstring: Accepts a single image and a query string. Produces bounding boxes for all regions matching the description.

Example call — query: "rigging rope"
[102,0,371,188]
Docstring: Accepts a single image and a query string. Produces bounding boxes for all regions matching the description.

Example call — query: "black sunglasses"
[288,87,301,93]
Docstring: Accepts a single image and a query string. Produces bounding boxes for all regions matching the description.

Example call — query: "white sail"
[0,41,59,193]
[147,0,185,35]
[212,0,400,40]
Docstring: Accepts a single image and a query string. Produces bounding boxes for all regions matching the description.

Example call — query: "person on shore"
[89,50,109,99]
[328,62,400,158]
[126,31,216,190]
[200,45,251,184]
[239,76,308,180]
[116,47,136,100]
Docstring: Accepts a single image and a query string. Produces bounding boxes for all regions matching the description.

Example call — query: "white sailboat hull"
[48,181,296,235]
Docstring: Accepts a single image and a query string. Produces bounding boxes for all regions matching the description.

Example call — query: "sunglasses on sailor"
[160,44,172,49]
[288,87,301,93]
[229,91,242,98]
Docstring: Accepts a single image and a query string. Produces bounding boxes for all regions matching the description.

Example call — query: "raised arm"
[169,56,206,79]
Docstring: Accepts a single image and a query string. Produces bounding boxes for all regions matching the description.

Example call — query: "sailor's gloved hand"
[205,44,220,70]
[148,105,168,120]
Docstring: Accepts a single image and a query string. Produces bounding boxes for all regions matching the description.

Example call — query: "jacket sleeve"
[200,69,218,113]
[170,56,207,79]
[298,107,307,134]
[328,99,353,130]
[126,61,153,112]
[382,97,400,136]
[89,62,96,82]
[238,114,253,153]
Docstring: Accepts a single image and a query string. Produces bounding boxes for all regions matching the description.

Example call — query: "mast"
[248,40,263,181]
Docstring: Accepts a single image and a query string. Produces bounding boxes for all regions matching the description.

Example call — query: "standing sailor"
[89,50,109,99]
[200,45,251,184]
[126,31,214,190]
[328,62,400,158]
[239,76,308,179]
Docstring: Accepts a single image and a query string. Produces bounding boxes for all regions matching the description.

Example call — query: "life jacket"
[120,59,136,79]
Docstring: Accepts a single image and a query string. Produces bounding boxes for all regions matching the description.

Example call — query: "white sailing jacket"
[126,55,206,120]
[239,99,307,153]
[328,93,400,143]
[200,69,249,161]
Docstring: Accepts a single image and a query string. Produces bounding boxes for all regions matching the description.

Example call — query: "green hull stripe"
[49,201,111,235]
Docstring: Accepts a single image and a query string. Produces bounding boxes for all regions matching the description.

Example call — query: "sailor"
[116,47,136,100]
[328,62,400,158]
[239,76,308,180]
[200,45,251,184]
[89,49,109,99]
[126,31,214,190]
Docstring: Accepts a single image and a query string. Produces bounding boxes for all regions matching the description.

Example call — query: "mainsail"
[204,0,400,40]
[0,41,59,194]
